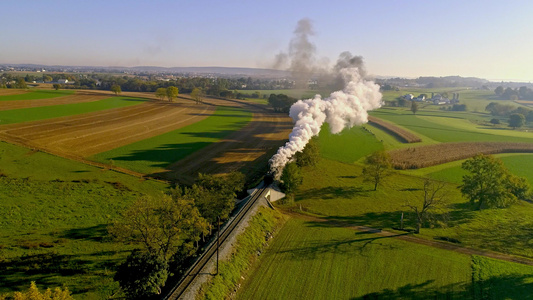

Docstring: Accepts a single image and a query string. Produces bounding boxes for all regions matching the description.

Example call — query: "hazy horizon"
[2,0,533,82]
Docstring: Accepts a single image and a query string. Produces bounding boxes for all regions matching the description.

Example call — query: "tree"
[295,137,320,167]
[460,154,530,210]
[280,162,303,194]
[111,84,121,95]
[8,281,73,300]
[405,179,448,233]
[362,151,392,191]
[410,101,419,114]
[508,113,525,129]
[182,172,245,232]
[114,250,168,300]
[397,97,407,107]
[52,84,60,90]
[155,87,167,100]
[110,195,208,259]
[268,93,297,112]
[15,78,27,89]
[490,118,500,125]
[494,86,504,97]
[191,87,203,104]
[166,86,179,101]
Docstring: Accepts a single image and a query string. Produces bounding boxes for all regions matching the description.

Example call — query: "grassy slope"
[0,96,145,125]
[472,255,533,299]
[238,217,471,300]
[91,106,252,174]
[318,123,383,163]
[0,141,168,298]
[290,158,533,258]
[0,89,75,101]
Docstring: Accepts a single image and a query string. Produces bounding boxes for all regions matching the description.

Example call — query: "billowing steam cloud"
[269,68,382,177]
[269,19,383,178]
[273,18,316,89]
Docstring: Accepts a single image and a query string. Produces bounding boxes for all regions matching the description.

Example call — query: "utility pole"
[400,212,404,230]
[216,216,220,275]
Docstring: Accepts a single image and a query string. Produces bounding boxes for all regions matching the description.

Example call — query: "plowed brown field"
[0,100,215,157]
[156,106,293,183]
[0,91,111,111]
[0,89,28,96]
[0,92,294,181]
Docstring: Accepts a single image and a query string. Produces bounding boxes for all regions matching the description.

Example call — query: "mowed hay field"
[239,217,533,299]
[238,217,472,300]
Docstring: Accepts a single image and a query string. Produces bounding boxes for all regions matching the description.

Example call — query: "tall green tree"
[494,86,504,97]
[111,84,122,95]
[508,113,525,129]
[179,172,245,232]
[166,86,179,101]
[52,84,61,90]
[410,101,419,114]
[362,151,392,191]
[191,87,203,104]
[460,154,530,210]
[114,250,168,300]
[295,137,320,167]
[110,195,208,259]
[15,78,27,89]
[155,87,167,100]
[280,162,303,194]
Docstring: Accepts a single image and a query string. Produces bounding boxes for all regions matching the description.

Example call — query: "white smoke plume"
[269,67,383,178]
[273,18,317,89]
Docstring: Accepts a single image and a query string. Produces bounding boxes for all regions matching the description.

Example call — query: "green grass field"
[472,255,533,299]
[370,108,533,145]
[281,157,533,258]
[238,217,471,299]
[0,141,168,299]
[91,106,252,174]
[0,89,75,101]
[0,96,145,125]
[318,124,383,163]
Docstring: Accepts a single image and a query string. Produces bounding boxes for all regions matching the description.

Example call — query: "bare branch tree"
[405,179,448,233]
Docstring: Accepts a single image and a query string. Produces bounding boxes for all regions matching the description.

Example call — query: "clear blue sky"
[2,0,532,81]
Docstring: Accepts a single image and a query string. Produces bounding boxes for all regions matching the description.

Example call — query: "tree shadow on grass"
[296,186,370,201]
[0,250,127,294]
[59,224,109,242]
[352,274,533,300]
[278,231,406,260]
[110,141,212,168]
[303,211,406,230]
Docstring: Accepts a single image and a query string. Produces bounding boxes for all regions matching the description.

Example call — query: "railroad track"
[162,183,270,300]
